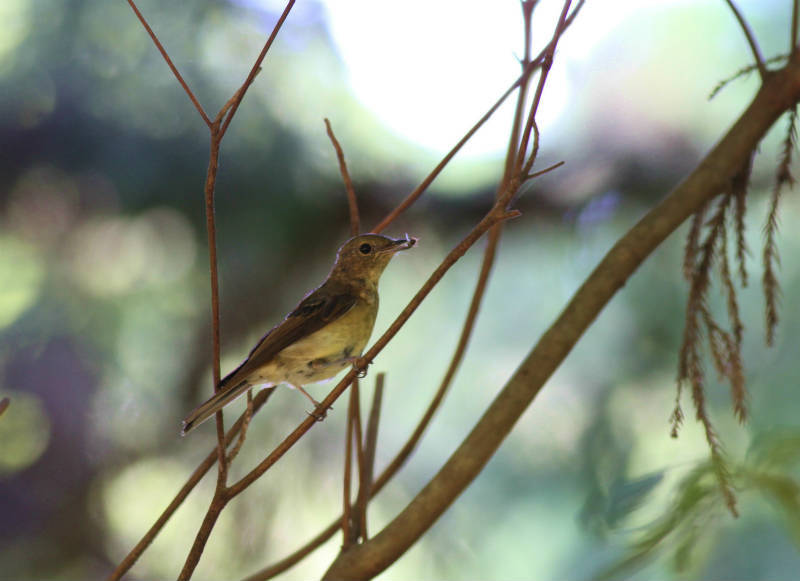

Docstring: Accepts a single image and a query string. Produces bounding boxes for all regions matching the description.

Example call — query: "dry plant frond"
[732,156,752,287]
[717,208,745,350]
[676,193,743,513]
[678,196,728,384]
[763,107,798,345]
[683,202,708,280]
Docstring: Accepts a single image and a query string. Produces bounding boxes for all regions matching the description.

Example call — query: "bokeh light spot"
[0,390,51,474]
[68,207,196,296]
[0,237,44,329]
[0,0,30,70]
[7,166,79,247]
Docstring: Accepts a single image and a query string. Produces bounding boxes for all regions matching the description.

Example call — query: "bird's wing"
[219,286,357,389]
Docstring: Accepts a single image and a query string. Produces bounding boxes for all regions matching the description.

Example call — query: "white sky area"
[319,0,684,157]
[249,0,768,158]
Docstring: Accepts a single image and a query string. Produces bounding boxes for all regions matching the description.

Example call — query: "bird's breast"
[270,297,378,385]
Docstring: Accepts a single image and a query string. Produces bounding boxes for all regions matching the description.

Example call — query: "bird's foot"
[306,405,328,422]
[346,356,372,378]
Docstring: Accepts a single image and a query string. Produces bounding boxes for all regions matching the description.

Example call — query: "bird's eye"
[359,243,372,255]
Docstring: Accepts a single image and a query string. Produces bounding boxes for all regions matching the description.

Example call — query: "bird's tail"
[181,380,254,435]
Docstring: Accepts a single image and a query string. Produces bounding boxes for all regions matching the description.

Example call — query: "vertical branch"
[792,0,799,55]
[204,123,228,481]
[342,387,355,548]
[325,118,360,235]
[354,373,385,542]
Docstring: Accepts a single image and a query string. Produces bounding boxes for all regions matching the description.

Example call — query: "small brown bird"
[181,233,416,435]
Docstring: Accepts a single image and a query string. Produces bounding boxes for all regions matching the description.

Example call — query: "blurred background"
[2,0,799,579]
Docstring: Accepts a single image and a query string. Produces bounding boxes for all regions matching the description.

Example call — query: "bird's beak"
[384,233,417,253]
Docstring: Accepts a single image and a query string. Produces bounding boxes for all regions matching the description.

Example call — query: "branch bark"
[322,54,800,581]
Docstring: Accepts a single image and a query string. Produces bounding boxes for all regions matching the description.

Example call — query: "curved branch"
[323,59,800,581]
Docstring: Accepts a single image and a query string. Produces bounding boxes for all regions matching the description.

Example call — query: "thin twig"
[723,0,768,81]
[792,0,799,55]
[218,0,297,140]
[502,1,537,184]
[370,75,527,234]
[325,118,360,236]
[354,373,385,543]
[204,121,228,482]
[516,0,573,178]
[126,0,211,127]
[241,523,340,581]
[178,491,229,580]
[0,397,8,418]
[226,390,254,464]
[524,160,565,182]
[342,387,355,548]
[350,380,366,541]
[371,0,585,234]
[108,390,274,581]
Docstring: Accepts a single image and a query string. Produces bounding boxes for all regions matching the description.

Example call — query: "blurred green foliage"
[1,0,799,580]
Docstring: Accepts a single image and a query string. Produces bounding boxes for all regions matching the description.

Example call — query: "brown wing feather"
[219,283,357,389]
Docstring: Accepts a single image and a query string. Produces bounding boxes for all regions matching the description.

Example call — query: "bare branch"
[723,0,768,81]
[107,390,274,581]
[371,0,586,234]
[352,373,385,543]
[516,0,574,178]
[342,387,355,548]
[226,390,254,464]
[325,118,360,236]
[218,0,297,139]
[126,0,211,127]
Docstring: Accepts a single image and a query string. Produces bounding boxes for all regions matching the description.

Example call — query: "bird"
[181,233,417,435]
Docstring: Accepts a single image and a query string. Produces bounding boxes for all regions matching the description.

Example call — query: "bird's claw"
[307,405,328,422]
[348,356,372,378]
